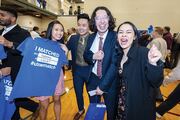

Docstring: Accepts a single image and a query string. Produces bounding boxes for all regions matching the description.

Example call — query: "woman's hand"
[60,44,68,55]
[148,44,162,66]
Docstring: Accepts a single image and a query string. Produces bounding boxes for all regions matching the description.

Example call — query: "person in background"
[147,26,168,102]
[172,32,180,67]
[156,50,180,118]
[156,83,180,118]
[163,26,174,69]
[147,27,168,62]
[69,6,73,15]
[40,30,46,38]
[83,6,117,120]
[34,20,67,120]
[66,13,91,120]
[115,21,163,120]
[163,26,173,52]
[138,30,152,47]
[67,27,77,41]
[0,6,39,120]
[30,26,41,39]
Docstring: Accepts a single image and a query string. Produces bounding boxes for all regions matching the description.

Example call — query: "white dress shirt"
[30,31,41,39]
[90,30,108,75]
[1,24,17,36]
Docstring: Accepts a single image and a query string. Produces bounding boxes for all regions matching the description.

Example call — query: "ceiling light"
[35,14,40,17]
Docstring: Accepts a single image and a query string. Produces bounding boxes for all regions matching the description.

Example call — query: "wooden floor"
[20,69,180,120]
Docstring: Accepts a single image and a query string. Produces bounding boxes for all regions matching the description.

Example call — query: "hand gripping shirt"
[0,75,15,120]
[0,44,6,60]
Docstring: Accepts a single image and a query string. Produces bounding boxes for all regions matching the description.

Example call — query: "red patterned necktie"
[97,37,103,79]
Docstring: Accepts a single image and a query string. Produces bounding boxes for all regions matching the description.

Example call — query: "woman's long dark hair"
[90,6,116,32]
[46,20,64,42]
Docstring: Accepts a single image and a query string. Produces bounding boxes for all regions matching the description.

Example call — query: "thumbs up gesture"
[148,44,162,66]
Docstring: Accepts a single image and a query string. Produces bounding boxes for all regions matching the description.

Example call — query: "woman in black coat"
[115,22,164,120]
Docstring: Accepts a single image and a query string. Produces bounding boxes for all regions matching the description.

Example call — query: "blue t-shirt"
[10,37,68,100]
[0,44,6,60]
[0,75,15,120]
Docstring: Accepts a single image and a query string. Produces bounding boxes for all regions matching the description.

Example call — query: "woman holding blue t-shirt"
[35,20,68,120]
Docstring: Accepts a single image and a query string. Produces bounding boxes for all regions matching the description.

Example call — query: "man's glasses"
[95,16,109,21]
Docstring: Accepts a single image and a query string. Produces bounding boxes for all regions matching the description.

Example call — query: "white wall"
[17,15,77,33]
[46,0,60,14]
[41,17,54,31]
[17,15,53,32]
[17,15,42,31]
[17,0,180,33]
[58,16,77,32]
[84,0,180,33]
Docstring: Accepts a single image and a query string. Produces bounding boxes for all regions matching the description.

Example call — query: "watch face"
[11,44,15,49]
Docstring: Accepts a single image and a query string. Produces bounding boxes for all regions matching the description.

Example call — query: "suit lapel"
[73,35,80,61]
[103,31,113,53]
[88,33,96,49]
[2,25,20,37]
[74,35,80,52]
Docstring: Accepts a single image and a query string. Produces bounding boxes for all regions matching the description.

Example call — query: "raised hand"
[148,44,162,66]
[93,50,104,60]
[60,43,68,55]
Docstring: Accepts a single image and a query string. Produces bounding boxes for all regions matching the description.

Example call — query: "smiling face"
[51,23,64,41]
[77,18,89,36]
[117,24,136,50]
[95,9,109,35]
[0,10,13,26]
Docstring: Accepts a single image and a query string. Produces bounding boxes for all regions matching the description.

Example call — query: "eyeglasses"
[95,16,109,21]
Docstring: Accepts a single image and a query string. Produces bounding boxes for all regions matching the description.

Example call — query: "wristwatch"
[11,42,15,50]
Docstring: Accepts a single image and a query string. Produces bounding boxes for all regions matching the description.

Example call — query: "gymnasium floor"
[20,69,180,120]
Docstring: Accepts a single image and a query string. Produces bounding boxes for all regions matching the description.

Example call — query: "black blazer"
[116,44,164,120]
[0,25,30,83]
[83,31,118,92]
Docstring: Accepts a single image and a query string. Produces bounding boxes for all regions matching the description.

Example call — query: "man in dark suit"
[0,6,39,120]
[83,6,117,120]
[66,13,91,120]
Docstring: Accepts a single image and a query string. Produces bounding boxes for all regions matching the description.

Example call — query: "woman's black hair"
[46,20,64,41]
[90,6,116,32]
[117,21,139,44]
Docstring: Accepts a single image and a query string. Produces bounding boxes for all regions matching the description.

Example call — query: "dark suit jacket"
[83,31,117,92]
[66,34,91,77]
[0,25,30,83]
